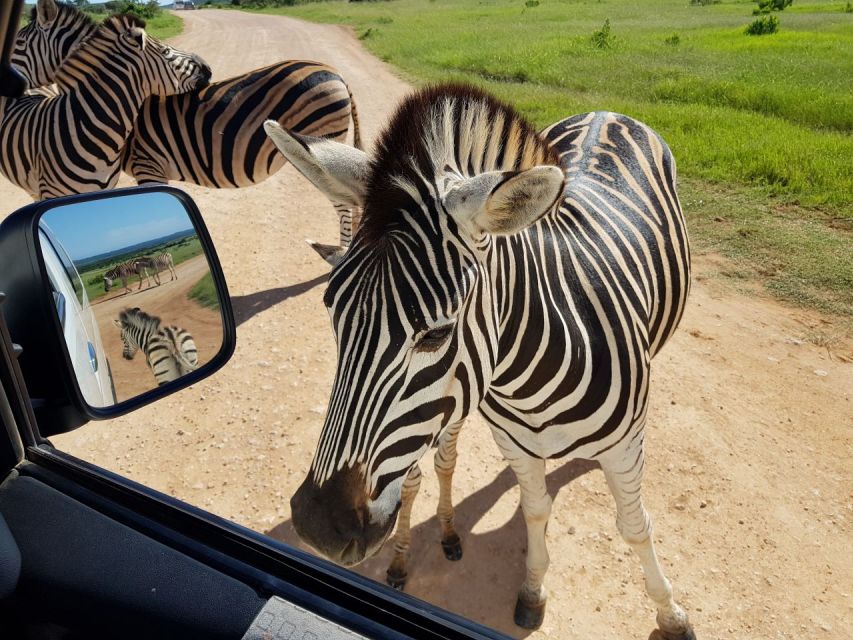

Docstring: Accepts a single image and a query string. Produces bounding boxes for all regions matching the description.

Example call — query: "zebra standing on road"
[0,12,210,200]
[14,0,362,261]
[104,259,154,294]
[113,307,198,386]
[265,84,694,638]
[136,253,177,286]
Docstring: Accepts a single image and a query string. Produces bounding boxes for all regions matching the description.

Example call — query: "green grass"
[187,272,220,310]
[248,0,853,315]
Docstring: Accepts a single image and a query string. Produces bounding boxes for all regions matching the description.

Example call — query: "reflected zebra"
[113,307,198,386]
[266,85,694,637]
[104,259,154,294]
[137,253,177,286]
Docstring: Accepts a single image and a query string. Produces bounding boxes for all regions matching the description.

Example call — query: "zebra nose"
[195,57,212,87]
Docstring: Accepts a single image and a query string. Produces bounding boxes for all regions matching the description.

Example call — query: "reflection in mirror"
[38,192,224,407]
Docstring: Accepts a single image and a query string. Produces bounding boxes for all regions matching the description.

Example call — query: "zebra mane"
[358,83,559,246]
[53,12,147,87]
[119,307,161,330]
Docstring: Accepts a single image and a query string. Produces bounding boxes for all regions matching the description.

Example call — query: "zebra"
[136,253,177,286]
[13,0,361,262]
[0,12,210,200]
[104,259,155,294]
[264,84,695,638]
[113,307,198,386]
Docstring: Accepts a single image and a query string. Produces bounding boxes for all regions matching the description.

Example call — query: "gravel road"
[1,9,849,639]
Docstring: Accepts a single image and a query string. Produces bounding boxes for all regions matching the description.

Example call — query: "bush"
[591,19,614,49]
[664,33,681,46]
[745,14,779,35]
[103,1,161,19]
[753,0,792,14]
[689,0,720,5]
[845,2,853,12]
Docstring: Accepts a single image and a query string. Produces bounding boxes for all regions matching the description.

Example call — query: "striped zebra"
[113,307,198,386]
[14,0,361,261]
[0,12,210,200]
[265,84,695,638]
[104,259,154,294]
[136,253,177,286]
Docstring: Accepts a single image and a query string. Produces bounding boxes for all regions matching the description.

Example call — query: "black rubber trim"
[22,447,510,640]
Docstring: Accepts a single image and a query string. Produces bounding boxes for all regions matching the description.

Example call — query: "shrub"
[745,14,779,35]
[664,33,681,46]
[525,0,541,7]
[845,1,853,12]
[591,19,614,49]
[689,0,721,5]
[753,0,792,14]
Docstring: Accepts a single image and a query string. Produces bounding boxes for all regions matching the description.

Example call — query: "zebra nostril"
[339,538,362,566]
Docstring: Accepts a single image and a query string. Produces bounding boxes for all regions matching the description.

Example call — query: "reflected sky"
[41,192,194,261]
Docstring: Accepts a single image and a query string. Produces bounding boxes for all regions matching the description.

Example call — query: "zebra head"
[113,308,142,360]
[12,0,96,90]
[103,275,113,293]
[265,85,564,566]
[56,14,211,98]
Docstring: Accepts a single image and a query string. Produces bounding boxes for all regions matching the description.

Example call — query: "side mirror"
[0,186,235,435]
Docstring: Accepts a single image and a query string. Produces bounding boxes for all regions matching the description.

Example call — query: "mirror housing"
[0,186,235,436]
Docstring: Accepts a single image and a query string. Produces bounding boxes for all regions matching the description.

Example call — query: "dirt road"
[1,10,850,640]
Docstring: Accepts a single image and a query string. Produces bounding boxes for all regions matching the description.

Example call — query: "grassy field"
[250,0,852,316]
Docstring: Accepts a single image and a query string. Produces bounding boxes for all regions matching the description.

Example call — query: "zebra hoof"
[386,569,407,591]
[513,597,546,630]
[651,627,696,640]
[441,534,463,561]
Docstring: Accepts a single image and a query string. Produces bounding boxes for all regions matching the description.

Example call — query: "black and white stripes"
[269,84,694,637]
[113,307,198,386]
[0,12,209,200]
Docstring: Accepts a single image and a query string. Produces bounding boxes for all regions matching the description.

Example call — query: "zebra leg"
[492,429,551,629]
[601,449,695,640]
[385,464,422,590]
[435,420,464,561]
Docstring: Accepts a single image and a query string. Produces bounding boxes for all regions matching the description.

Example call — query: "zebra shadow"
[266,458,599,638]
[230,274,327,327]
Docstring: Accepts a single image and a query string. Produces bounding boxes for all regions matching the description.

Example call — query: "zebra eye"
[415,325,454,352]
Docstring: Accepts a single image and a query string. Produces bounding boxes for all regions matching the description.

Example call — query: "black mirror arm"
[0,0,26,98]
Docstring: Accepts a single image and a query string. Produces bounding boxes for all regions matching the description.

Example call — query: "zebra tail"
[346,84,363,151]
[165,336,198,374]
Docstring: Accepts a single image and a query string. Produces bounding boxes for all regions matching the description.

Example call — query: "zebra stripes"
[0,12,210,200]
[113,307,198,386]
[104,259,153,294]
[13,1,361,257]
[135,253,177,286]
[270,84,694,637]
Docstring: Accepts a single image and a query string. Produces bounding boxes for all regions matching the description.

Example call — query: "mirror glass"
[38,192,224,408]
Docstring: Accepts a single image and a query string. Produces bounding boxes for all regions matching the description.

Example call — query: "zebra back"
[116,308,197,385]
[124,60,358,187]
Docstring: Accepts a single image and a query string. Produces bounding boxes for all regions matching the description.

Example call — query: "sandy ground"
[92,254,223,402]
[1,10,850,640]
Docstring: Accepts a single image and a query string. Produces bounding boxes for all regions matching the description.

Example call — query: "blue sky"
[41,191,195,261]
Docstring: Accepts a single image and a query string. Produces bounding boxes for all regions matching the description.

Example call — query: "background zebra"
[265,84,694,638]
[104,259,154,294]
[136,253,177,286]
[0,12,210,200]
[14,0,361,261]
[113,307,198,386]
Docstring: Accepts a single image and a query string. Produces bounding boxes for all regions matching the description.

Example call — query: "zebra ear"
[112,319,122,328]
[444,166,565,236]
[37,0,59,26]
[263,120,369,209]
